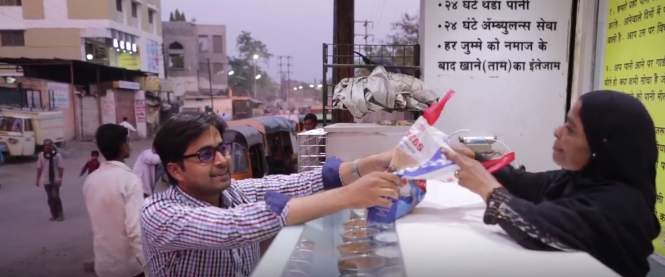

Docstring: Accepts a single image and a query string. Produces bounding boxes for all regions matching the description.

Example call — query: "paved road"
[0,140,153,277]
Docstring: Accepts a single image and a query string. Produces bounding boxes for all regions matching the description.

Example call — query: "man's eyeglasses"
[182,143,229,163]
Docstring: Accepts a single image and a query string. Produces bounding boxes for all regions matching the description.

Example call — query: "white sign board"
[421,0,573,171]
[47,82,70,108]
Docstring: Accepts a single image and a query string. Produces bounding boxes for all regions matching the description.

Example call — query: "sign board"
[135,99,146,123]
[114,81,141,90]
[421,0,573,172]
[47,82,69,108]
[118,53,141,70]
[599,0,665,263]
[146,39,161,73]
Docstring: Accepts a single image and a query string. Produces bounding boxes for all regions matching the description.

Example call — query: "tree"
[170,9,187,22]
[228,31,275,98]
[362,12,419,75]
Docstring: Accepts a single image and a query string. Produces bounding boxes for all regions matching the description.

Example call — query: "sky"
[161,0,419,84]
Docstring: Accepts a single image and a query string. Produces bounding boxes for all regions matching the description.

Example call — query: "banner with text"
[601,0,665,261]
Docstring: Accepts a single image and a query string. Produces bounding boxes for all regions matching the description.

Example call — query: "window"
[230,143,249,173]
[26,90,42,109]
[148,10,154,24]
[116,0,122,12]
[168,41,183,50]
[24,119,33,132]
[1,31,25,46]
[212,63,224,74]
[131,3,137,18]
[198,35,209,53]
[212,35,224,54]
[0,0,22,6]
[169,55,184,69]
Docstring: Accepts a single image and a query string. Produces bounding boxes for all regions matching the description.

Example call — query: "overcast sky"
[161,0,419,83]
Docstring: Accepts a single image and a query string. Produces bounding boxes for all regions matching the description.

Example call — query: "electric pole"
[332,0,355,124]
[355,20,374,45]
[277,55,292,109]
[207,58,213,112]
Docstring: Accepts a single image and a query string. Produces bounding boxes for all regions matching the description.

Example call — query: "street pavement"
[0,140,153,277]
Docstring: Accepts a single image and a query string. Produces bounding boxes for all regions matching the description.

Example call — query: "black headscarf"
[518,90,660,277]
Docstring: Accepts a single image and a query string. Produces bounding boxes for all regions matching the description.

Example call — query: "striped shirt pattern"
[140,163,337,277]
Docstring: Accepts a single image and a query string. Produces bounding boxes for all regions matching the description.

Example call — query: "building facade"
[162,21,228,98]
[0,0,164,77]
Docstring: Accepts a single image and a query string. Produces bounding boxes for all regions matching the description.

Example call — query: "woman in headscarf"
[444,90,661,277]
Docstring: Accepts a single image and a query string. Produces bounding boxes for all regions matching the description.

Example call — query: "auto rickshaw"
[255,116,298,175]
[223,125,267,180]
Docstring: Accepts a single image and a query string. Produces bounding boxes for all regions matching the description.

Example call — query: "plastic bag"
[367,90,515,223]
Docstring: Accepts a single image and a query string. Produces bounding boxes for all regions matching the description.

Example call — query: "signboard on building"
[135,99,146,123]
[47,82,69,108]
[159,79,173,92]
[600,0,665,263]
[421,0,573,172]
[141,76,160,91]
[113,81,141,90]
[118,53,141,70]
[146,39,161,73]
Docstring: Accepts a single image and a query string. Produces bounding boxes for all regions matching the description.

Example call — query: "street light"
[293,87,298,90]
[298,86,303,89]
[308,84,314,88]
[228,70,234,76]
[252,54,259,98]
[317,84,323,88]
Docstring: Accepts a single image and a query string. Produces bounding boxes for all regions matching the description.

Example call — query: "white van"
[0,109,64,157]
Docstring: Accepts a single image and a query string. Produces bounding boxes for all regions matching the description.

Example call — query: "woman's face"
[552,101,592,171]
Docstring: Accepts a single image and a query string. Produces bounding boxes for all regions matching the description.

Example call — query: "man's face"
[43,140,52,152]
[168,126,232,195]
[304,119,316,131]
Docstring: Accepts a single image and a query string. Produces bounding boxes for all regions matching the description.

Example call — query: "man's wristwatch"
[352,159,361,179]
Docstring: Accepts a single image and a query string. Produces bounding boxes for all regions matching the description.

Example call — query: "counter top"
[398,180,620,277]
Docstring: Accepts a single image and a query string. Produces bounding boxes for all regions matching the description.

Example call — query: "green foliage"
[228,31,275,97]
[363,12,419,73]
[170,9,187,22]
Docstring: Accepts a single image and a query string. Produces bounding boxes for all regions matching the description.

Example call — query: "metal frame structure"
[321,43,422,126]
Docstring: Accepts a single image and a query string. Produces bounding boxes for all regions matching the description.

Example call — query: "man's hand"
[341,171,402,209]
[35,181,40,187]
[358,150,394,175]
[55,181,62,187]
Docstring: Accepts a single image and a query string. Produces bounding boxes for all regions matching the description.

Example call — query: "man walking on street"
[83,124,146,277]
[133,147,162,198]
[36,139,64,221]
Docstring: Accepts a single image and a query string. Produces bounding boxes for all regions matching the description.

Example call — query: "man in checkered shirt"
[141,113,401,277]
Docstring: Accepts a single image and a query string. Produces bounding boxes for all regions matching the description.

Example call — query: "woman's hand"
[442,147,502,202]
[359,149,394,175]
[449,143,476,159]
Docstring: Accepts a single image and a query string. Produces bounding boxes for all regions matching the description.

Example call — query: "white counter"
[398,180,620,277]
[252,181,620,277]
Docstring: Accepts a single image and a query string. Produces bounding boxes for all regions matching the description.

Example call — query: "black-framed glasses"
[182,143,229,163]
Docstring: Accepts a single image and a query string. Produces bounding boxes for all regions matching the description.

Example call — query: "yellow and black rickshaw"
[255,116,298,175]
[223,125,268,180]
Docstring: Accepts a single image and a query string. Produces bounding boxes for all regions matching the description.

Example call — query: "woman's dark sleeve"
[475,153,561,203]
[483,187,577,251]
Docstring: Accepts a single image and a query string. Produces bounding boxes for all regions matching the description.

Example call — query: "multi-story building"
[162,21,228,113]
[0,0,164,77]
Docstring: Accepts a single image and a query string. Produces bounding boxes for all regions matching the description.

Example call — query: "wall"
[100,90,116,124]
[0,0,164,77]
[420,0,574,172]
[196,24,229,91]
[0,28,81,60]
[15,78,77,140]
[163,22,200,97]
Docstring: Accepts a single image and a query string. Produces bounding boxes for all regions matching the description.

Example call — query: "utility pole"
[207,58,213,112]
[332,0,355,123]
[354,20,374,45]
[277,55,292,109]
[161,43,170,104]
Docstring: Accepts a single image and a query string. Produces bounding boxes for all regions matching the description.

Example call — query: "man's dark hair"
[91,150,99,157]
[43,138,53,144]
[304,113,317,122]
[123,117,128,121]
[95,124,128,161]
[153,113,227,184]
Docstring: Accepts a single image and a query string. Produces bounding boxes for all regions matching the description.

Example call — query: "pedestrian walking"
[36,139,65,221]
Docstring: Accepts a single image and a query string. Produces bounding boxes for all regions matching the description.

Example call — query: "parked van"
[0,109,64,157]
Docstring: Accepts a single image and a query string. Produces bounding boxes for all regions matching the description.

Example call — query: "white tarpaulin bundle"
[331,66,442,119]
